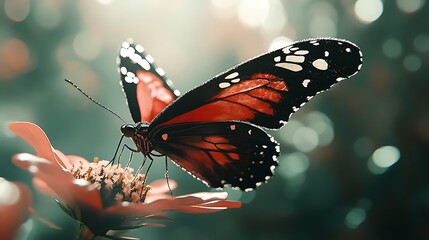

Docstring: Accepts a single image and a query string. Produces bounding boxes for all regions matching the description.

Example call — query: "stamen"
[68,159,151,205]
[86,167,93,181]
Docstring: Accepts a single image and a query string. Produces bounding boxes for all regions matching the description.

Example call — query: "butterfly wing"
[149,121,279,190]
[149,38,362,130]
[146,38,362,190]
[119,40,180,123]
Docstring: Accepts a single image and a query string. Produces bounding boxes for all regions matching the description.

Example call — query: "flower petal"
[12,153,103,216]
[8,122,67,169]
[66,155,90,166]
[147,179,178,195]
[182,191,228,201]
[32,177,56,196]
[0,178,32,240]
[175,200,242,214]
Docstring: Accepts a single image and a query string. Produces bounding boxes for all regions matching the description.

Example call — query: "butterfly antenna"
[65,79,126,124]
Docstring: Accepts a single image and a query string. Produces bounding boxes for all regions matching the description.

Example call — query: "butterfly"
[118,38,363,191]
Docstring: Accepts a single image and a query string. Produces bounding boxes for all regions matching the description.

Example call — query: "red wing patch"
[152,121,279,190]
[136,71,175,123]
[159,74,287,127]
[119,40,179,123]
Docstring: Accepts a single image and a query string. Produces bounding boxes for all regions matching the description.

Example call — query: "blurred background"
[1,0,428,239]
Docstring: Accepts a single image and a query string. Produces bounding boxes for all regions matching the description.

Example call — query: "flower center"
[68,158,150,206]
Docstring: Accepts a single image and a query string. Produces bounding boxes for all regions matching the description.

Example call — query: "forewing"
[119,40,180,123]
[150,38,362,130]
[150,122,279,191]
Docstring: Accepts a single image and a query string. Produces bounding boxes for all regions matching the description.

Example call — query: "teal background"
[1,0,429,239]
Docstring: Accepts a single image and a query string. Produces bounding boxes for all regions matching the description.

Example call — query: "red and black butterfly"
[118,38,363,191]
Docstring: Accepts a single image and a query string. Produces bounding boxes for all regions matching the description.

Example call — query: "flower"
[0,177,32,240]
[9,122,241,239]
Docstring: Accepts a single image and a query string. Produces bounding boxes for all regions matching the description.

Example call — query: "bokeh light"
[403,54,422,72]
[305,111,334,146]
[73,32,102,61]
[345,207,366,229]
[382,38,403,59]
[396,0,425,13]
[368,146,400,174]
[354,0,383,23]
[4,0,30,22]
[308,2,338,37]
[0,38,31,80]
[413,34,429,53]
[34,0,62,30]
[237,0,270,28]
[278,152,310,179]
[279,111,334,152]
[269,36,293,51]
[0,178,20,205]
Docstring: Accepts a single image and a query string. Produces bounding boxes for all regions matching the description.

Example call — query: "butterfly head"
[120,124,136,137]
[120,123,149,137]
[120,122,151,154]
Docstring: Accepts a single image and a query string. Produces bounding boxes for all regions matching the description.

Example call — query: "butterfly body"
[118,38,363,191]
[120,122,152,156]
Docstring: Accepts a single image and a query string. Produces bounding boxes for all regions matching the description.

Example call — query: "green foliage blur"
[1,0,429,239]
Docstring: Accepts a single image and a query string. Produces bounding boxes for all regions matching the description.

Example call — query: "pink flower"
[9,122,241,239]
[0,177,32,240]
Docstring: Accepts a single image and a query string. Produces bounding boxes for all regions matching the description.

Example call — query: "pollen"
[68,159,150,205]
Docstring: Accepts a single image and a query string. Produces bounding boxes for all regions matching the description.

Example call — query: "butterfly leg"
[125,151,134,168]
[109,135,125,165]
[139,155,155,188]
[116,143,139,166]
[164,155,173,197]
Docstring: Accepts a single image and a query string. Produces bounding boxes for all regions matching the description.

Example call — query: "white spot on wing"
[137,58,150,70]
[302,79,311,88]
[145,54,154,63]
[313,59,328,70]
[275,62,303,72]
[286,55,305,63]
[294,50,309,55]
[155,67,165,76]
[127,72,135,78]
[346,48,351,52]
[230,124,236,130]
[120,67,127,75]
[219,82,231,88]
[230,78,240,83]
[135,44,144,53]
[282,46,292,54]
[274,56,281,62]
[225,72,239,79]
[325,51,329,57]
[122,41,130,48]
